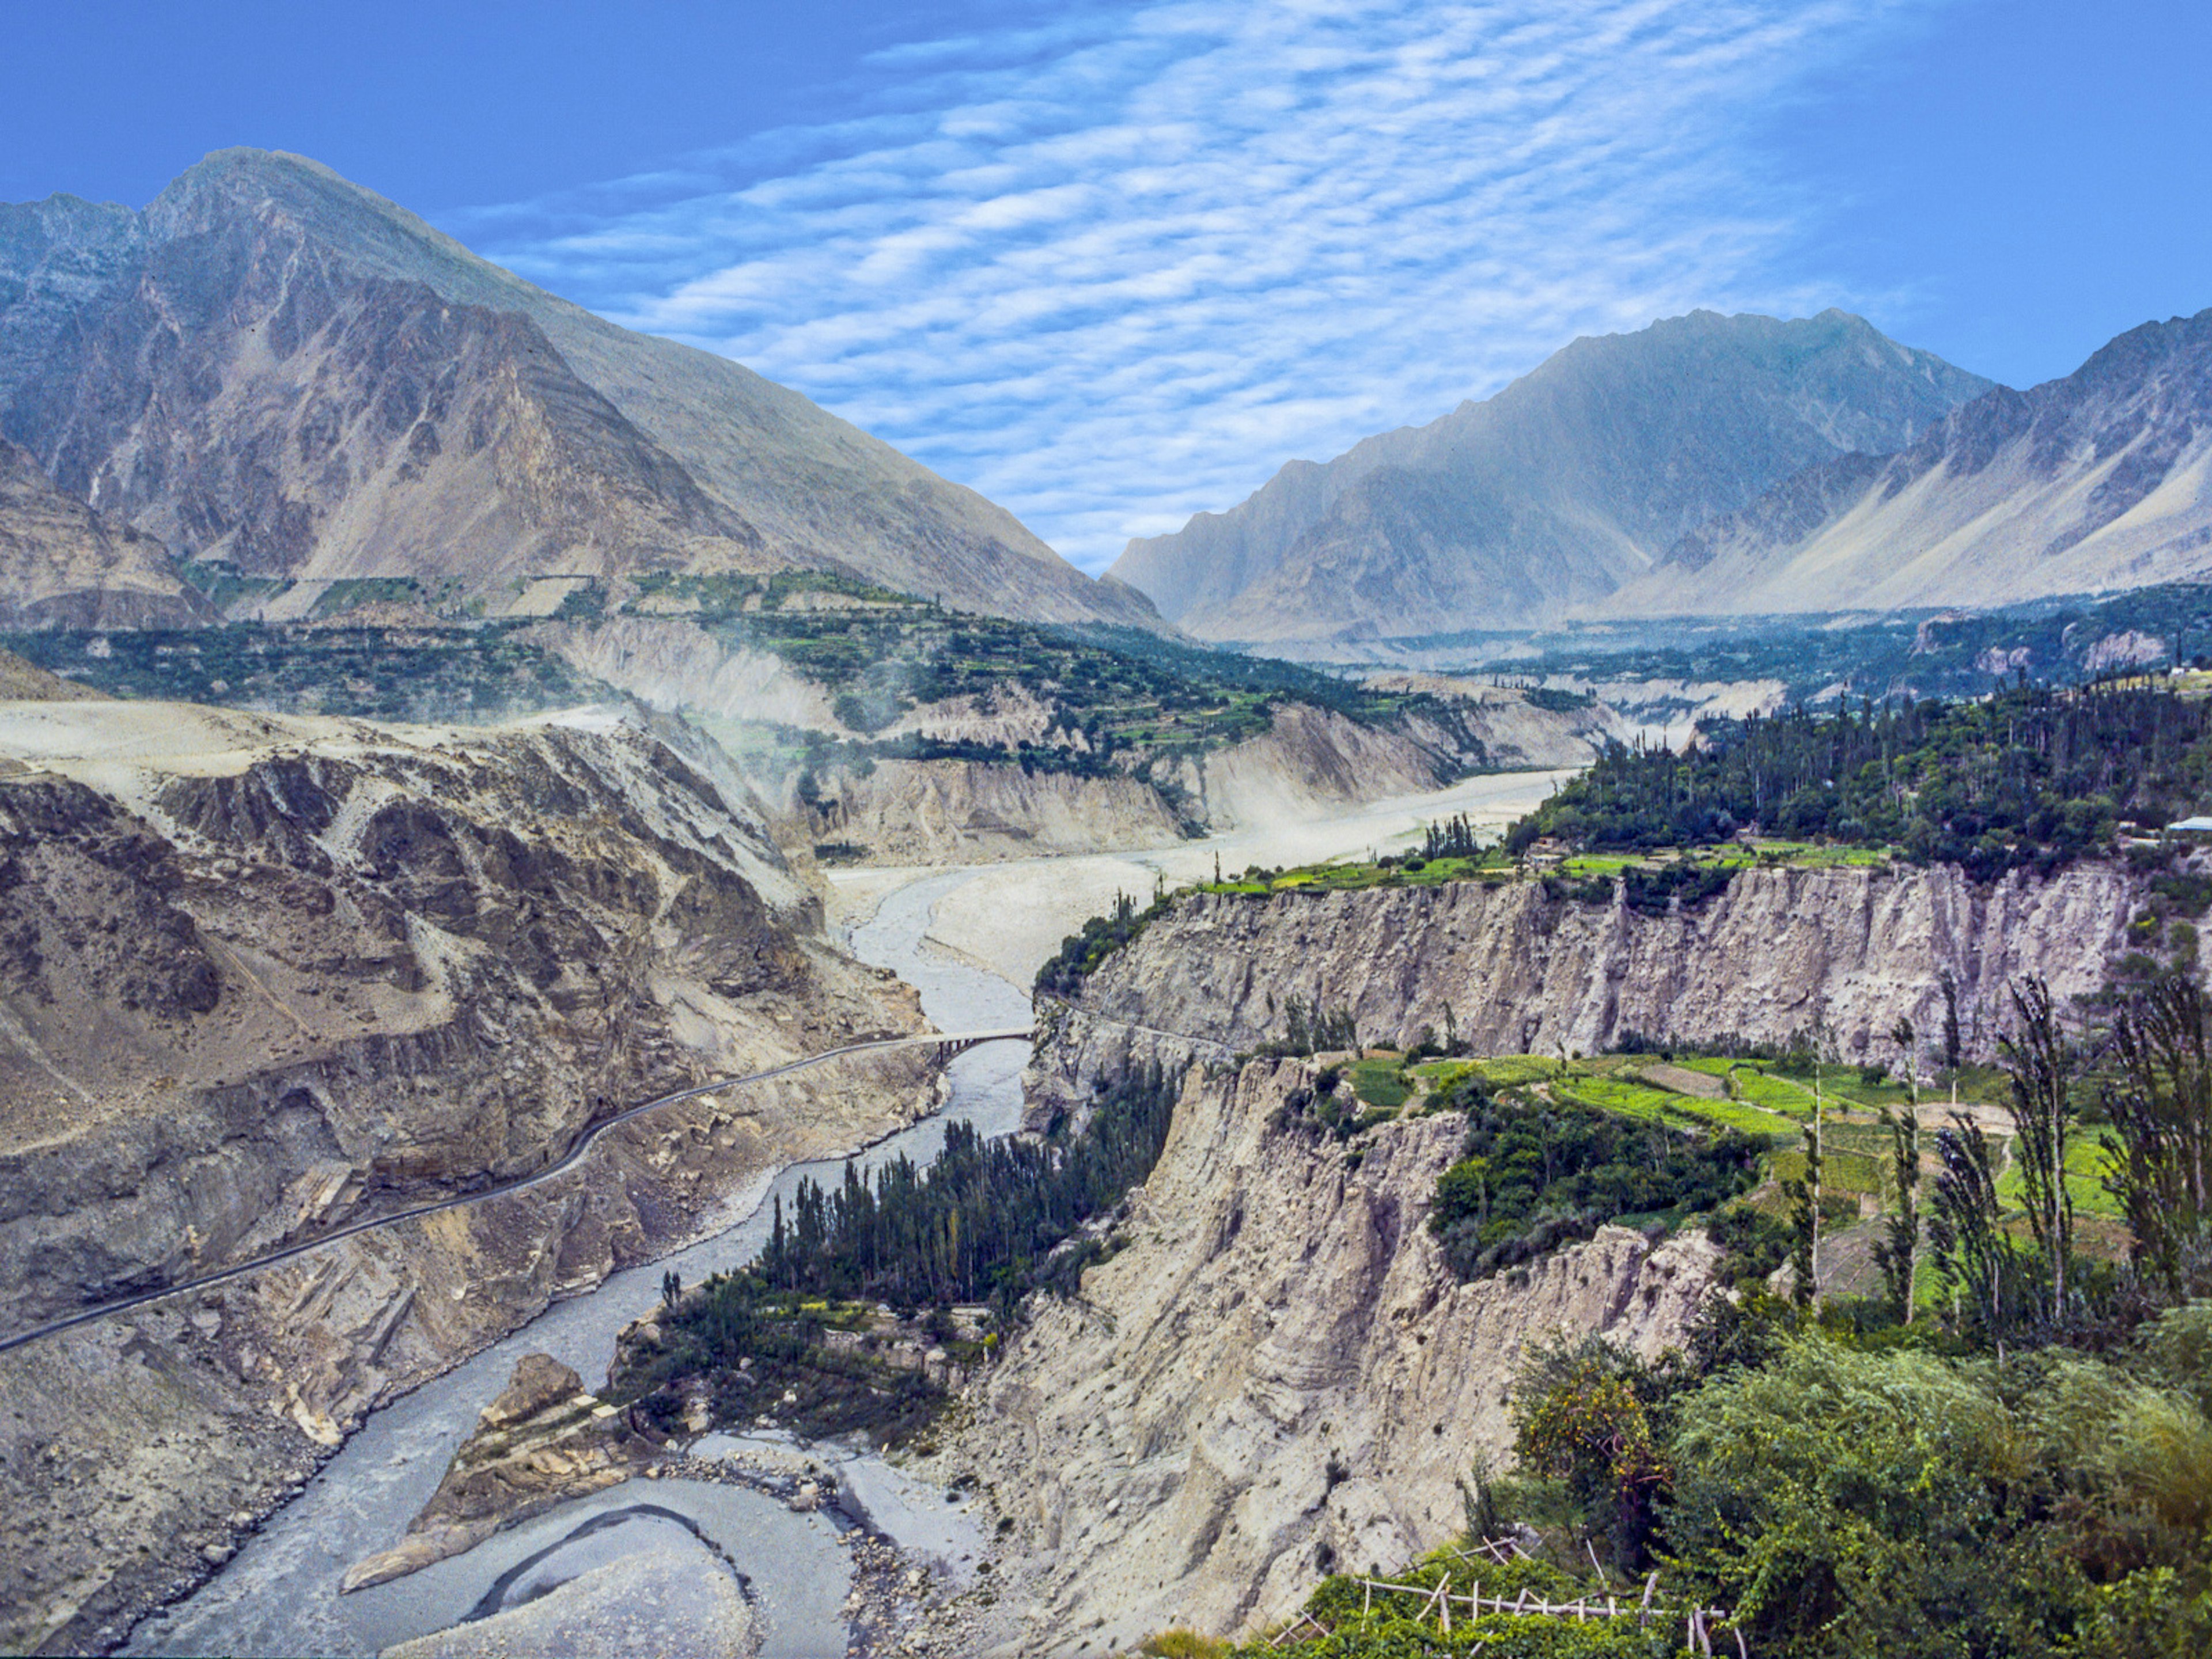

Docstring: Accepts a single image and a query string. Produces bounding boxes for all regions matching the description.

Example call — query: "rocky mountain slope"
[0,697,933,1653]
[1031,862,2138,1118]
[1618,306,2212,615]
[0,439,210,630]
[1109,310,1988,643]
[790,702,1508,863]
[932,1056,1719,1656]
[0,149,1155,628]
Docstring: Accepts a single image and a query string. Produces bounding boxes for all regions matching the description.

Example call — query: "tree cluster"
[1505,685,2212,879]
[1429,1078,1763,1281]
[753,1062,1180,1310]
[1034,887,1175,998]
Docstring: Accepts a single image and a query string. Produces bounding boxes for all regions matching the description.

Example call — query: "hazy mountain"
[1617,307,2212,616]
[1109,310,1990,643]
[0,149,1158,627]
[0,437,211,628]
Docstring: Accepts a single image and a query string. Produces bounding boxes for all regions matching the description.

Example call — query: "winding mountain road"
[0,1027,1031,1355]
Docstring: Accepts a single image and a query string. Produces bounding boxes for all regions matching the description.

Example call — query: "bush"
[1666,1342,2090,1657]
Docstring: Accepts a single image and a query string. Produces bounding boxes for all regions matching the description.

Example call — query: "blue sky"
[4,1,2206,571]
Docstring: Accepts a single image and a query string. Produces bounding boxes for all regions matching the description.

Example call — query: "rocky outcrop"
[1032,863,2138,1119]
[1366,676,1629,769]
[808,759,1190,863]
[1172,704,1448,834]
[343,1354,647,1592]
[0,699,934,1653]
[532,617,843,732]
[934,1058,1719,1656]
[796,705,1479,865]
[0,438,213,630]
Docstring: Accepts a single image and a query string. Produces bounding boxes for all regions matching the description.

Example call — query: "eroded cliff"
[1032,862,2139,1118]
[933,1056,1717,1656]
[0,698,933,1653]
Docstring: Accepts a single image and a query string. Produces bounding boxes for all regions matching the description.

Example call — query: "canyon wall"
[970,857,2144,1651]
[0,699,934,1653]
[936,1056,1718,1656]
[540,613,1609,863]
[1031,862,2140,1117]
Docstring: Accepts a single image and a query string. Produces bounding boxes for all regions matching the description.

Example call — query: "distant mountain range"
[0,149,1158,628]
[1111,309,1992,643]
[1613,307,2212,616]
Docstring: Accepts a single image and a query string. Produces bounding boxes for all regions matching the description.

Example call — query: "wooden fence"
[1267,1536,1746,1657]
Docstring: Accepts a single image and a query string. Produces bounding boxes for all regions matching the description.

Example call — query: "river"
[125,870,1025,1659]
[123,770,1565,1657]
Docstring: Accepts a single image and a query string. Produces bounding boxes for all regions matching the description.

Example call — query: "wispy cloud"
[456,0,1927,571]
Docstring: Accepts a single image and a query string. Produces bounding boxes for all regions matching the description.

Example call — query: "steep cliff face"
[787,706,1470,865]
[1031,863,2137,1116]
[0,438,212,629]
[810,759,1191,863]
[935,1058,1718,1656]
[0,699,932,1653]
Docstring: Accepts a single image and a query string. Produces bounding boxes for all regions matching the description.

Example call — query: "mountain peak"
[1622,303,2212,616]
[1109,309,1990,642]
[0,151,1160,628]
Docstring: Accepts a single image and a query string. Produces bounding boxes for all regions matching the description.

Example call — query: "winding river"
[126,869,1026,1659]
[121,770,1565,1657]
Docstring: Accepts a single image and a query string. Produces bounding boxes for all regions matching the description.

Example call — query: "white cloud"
[457,0,1930,571]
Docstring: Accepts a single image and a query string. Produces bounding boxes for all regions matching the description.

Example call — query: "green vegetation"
[1507,684,2212,879]
[1205,1307,2212,1659]
[1379,575,2212,708]
[754,1063,1178,1308]
[1217,968,2212,1657]
[1346,1057,1412,1111]
[1427,1070,1763,1280]
[1,623,608,724]
[618,569,1483,779]
[1036,887,1175,998]
[613,1065,1180,1444]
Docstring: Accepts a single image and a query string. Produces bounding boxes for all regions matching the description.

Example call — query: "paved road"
[0,1027,1031,1355]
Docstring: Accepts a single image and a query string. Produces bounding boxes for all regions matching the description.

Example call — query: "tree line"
[1506,684,2212,878]
[692,1061,1180,1321]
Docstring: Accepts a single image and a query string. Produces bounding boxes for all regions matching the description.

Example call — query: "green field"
[1995,1131,2126,1219]
[1346,1057,1411,1110]
[1194,836,1897,904]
